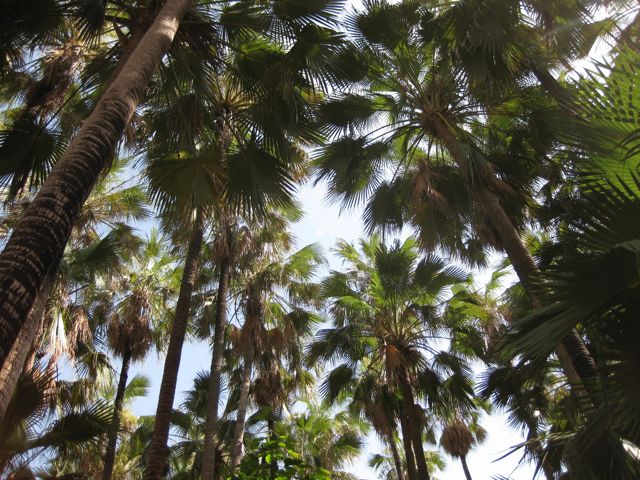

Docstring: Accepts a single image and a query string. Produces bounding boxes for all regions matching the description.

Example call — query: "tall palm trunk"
[399,406,418,480]
[230,342,254,469]
[398,369,430,480]
[460,455,472,480]
[102,343,133,480]
[202,257,230,479]
[0,261,56,424]
[144,209,205,479]
[0,0,193,371]
[476,188,598,384]
[432,120,598,386]
[386,431,405,480]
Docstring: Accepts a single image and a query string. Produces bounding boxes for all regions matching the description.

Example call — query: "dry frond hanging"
[26,42,82,120]
[253,370,283,409]
[70,305,93,346]
[384,344,403,372]
[441,418,474,458]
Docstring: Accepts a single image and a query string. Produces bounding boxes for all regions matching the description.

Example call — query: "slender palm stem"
[144,208,205,479]
[398,368,430,480]
[399,408,418,480]
[202,257,230,479]
[460,455,472,480]
[102,344,133,480]
[386,431,405,480]
[231,343,254,469]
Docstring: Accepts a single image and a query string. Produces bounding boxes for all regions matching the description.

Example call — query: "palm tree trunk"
[386,431,405,480]
[0,263,56,424]
[144,208,205,480]
[477,188,599,385]
[268,417,278,479]
[202,257,230,479]
[431,119,598,386]
[0,0,193,371]
[231,344,254,469]
[399,410,418,480]
[397,369,430,480]
[409,423,430,480]
[460,455,472,480]
[102,344,133,480]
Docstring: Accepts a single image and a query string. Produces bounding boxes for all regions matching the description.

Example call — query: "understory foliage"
[1,0,640,479]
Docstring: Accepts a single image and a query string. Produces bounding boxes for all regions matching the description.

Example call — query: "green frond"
[319,364,355,405]
[314,137,390,210]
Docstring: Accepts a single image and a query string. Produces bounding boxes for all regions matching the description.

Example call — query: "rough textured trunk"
[399,407,418,480]
[202,258,230,479]
[386,431,405,480]
[230,344,254,469]
[144,209,205,480]
[432,119,598,386]
[460,455,472,480]
[0,0,193,371]
[0,261,56,424]
[102,345,132,480]
[398,369,430,480]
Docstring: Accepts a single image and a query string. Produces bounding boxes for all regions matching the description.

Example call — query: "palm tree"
[0,365,113,476]
[99,231,177,480]
[142,206,206,480]
[501,49,640,477]
[369,448,444,480]
[440,418,485,480]
[228,238,325,471]
[285,404,365,475]
[190,4,353,471]
[0,163,148,423]
[140,30,320,473]
[200,217,250,479]
[308,236,481,480]
[0,0,193,373]
[314,0,597,386]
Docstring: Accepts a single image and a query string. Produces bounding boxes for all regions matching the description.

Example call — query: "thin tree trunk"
[399,408,418,480]
[409,420,430,480]
[0,262,56,424]
[460,455,472,480]
[144,208,205,479]
[231,344,254,469]
[386,431,405,480]
[102,344,133,480]
[397,369,430,480]
[202,258,230,479]
[0,0,193,371]
[432,119,598,386]
[268,418,278,479]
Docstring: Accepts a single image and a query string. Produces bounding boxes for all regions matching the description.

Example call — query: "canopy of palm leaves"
[1,1,640,479]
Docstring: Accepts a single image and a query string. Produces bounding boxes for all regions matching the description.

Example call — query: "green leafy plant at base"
[230,435,332,480]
